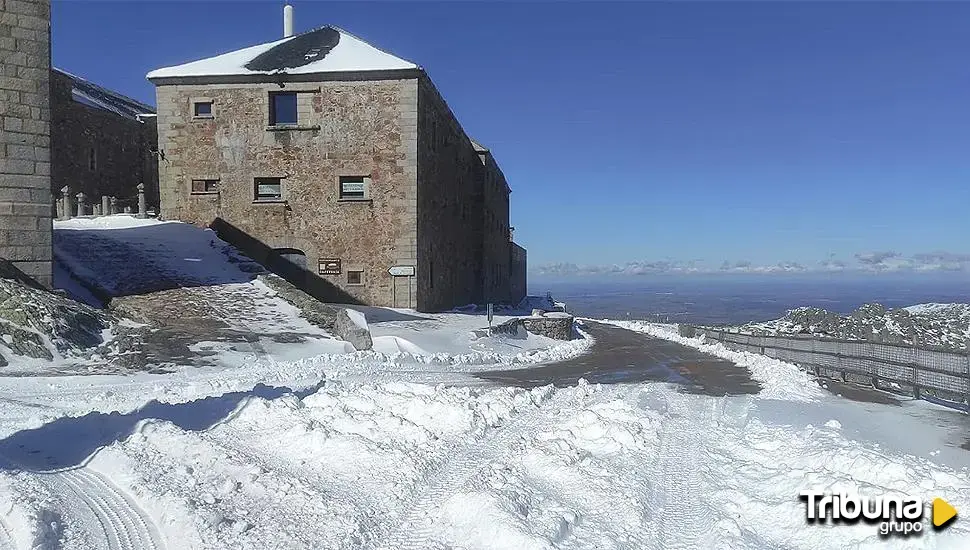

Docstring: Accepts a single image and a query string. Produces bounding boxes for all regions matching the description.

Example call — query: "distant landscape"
[529,273,970,325]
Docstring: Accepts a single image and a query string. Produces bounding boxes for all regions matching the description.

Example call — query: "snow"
[344,308,369,331]
[3,340,970,548]
[146,27,417,80]
[6,219,968,548]
[55,214,165,230]
[905,303,959,315]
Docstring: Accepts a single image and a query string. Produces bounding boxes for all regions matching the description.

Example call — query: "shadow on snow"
[0,382,320,473]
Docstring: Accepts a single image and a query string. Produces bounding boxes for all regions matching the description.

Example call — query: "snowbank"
[82,381,556,549]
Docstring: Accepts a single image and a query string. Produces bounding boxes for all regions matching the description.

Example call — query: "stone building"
[0,0,52,287]
[147,20,527,311]
[50,69,158,213]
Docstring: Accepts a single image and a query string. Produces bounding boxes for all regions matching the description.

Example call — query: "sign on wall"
[388,265,415,277]
[318,258,341,275]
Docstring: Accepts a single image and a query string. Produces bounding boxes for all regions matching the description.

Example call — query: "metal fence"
[681,325,970,412]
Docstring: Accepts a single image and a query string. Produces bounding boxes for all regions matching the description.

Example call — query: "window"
[254,177,283,202]
[339,176,369,200]
[193,101,213,118]
[191,179,219,194]
[269,92,298,126]
[88,147,96,171]
[347,270,363,285]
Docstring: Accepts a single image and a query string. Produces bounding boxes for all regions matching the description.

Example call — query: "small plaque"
[318,258,341,275]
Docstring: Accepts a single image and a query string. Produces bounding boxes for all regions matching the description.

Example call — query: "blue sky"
[51,1,970,274]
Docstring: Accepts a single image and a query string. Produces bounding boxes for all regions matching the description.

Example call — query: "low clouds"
[853,251,903,271]
[533,251,970,276]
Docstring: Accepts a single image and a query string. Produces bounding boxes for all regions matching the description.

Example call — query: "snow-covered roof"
[54,68,155,121]
[147,26,418,81]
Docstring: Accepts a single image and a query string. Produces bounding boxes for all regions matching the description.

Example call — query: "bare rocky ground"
[0,269,111,371]
[1,220,365,374]
[104,280,343,372]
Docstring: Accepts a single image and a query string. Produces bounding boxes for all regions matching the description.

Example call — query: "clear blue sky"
[51,1,970,273]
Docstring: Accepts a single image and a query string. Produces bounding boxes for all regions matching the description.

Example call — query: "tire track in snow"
[649,393,718,549]
[0,516,14,550]
[372,384,608,550]
[40,467,164,550]
[511,385,655,549]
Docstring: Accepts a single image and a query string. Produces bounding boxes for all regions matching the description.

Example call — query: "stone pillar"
[60,186,71,220]
[136,183,147,218]
[54,194,62,220]
[109,196,117,215]
[101,195,110,215]
[75,192,85,217]
[0,0,53,287]
[93,203,102,216]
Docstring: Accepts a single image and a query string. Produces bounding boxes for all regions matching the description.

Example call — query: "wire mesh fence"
[681,325,970,412]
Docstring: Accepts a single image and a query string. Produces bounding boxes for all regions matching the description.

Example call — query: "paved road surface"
[478,321,762,396]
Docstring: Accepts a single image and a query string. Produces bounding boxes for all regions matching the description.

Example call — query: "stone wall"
[510,242,527,305]
[50,70,159,212]
[0,0,51,287]
[153,77,419,307]
[415,77,486,311]
[521,314,574,340]
[479,147,512,304]
[494,313,574,341]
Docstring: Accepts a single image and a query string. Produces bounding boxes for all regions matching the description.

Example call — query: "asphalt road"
[477,321,762,396]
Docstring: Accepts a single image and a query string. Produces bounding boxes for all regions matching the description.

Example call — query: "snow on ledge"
[54,215,168,230]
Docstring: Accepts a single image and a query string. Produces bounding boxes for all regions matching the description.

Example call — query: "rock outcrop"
[736,302,970,351]
[0,275,111,365]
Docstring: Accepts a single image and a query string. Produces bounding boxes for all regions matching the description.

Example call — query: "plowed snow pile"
[2,373,968,549]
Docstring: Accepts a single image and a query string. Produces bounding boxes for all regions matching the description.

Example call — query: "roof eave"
[147,66,425,86]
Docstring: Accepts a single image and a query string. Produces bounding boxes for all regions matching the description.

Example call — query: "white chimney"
[283,4,294,38]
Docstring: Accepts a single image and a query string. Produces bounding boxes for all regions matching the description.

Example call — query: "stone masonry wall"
[510,242,527,305]
[480,150,511,304]
[415,76,486,312]
[50,70,159,212]
[154,77,418,307]
[0,0,51,287]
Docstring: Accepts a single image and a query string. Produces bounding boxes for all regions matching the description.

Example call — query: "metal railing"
[681,325,970,412]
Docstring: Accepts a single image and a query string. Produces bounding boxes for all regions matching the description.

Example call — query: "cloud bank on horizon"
[534,251,970,276]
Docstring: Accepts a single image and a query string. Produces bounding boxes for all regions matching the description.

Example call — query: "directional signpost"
[388,266,415,277]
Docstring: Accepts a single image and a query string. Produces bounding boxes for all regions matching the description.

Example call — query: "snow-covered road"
[2,343,969,549]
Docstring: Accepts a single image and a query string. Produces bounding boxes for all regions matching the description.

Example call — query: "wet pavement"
[477,321,762,396]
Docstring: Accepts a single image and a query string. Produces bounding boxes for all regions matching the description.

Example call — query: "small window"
[191,179,219,194]
[193,101,213,118]
[269,92,297,126]
[339,176,369,200]
[88,147,96,171]
[254,177,283,202]
[347,270,363,285]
